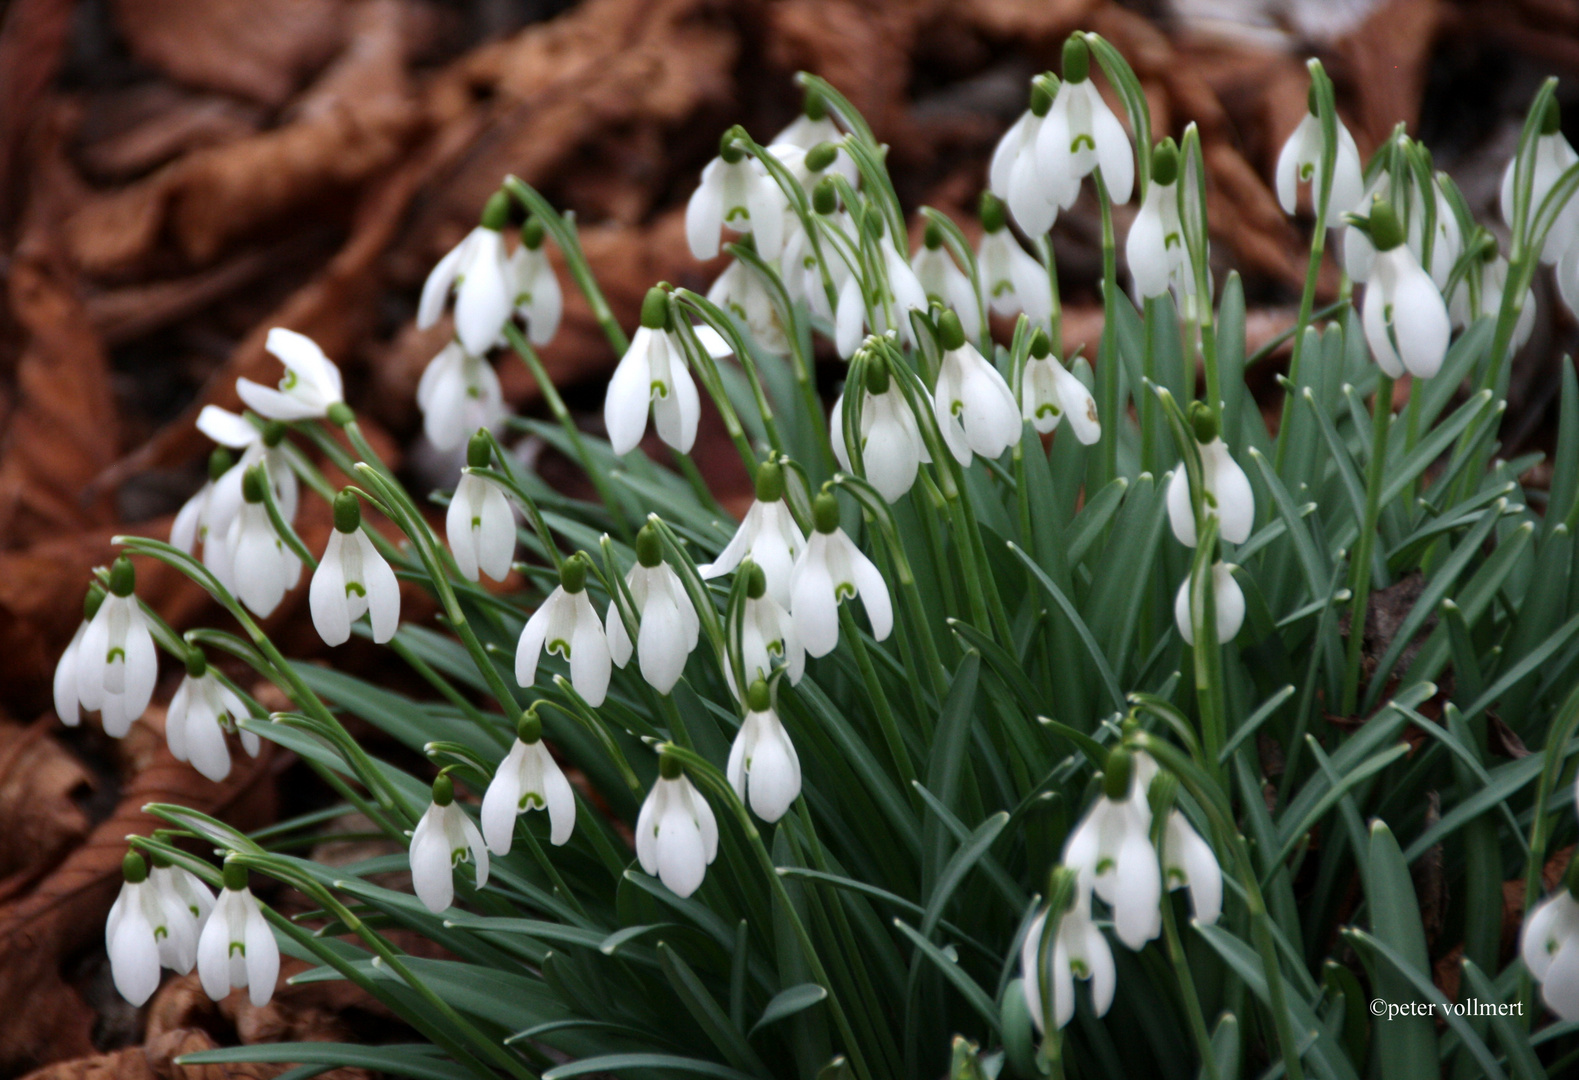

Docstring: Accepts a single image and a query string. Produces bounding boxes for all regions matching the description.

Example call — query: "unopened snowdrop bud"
[977,193,1052,325]
[226,466,302,618]
[1502,99,1579,264]
[196,861,279,1007]
[605,288,700,456]
[516,554,612,706]
[789,493,893,657]
[508,216,563,346]
[410,775,490,914]
[1064,748,1162,950]
[732,559,804,692]
[167,649,257,782]
[699,460,806,606]
[728,680,802,822]
[237,328,345,421]
[1020,866,1116,1031]
[1036,36,1134,207]
[1165,415,1254,547]
[416,343,506,452]
[1020,332,1100,443]
[1522,859,1579,1021]
[607,524,700,694]
[1126,139,1186,299]
[481,710,575,853]
[635,753,718,898]
[1274,85,1364,219]
[54,587,104,727]
[830,357,930,503]
[1174,562,1245,646]
[933,312,1021,466]
[75,557,158,737]
[687,128,784,261]
[417,192,516,355]
[311,491,400,647]
[911,222,981,341]
[1360,197,1451,380]
[107,851,199,1006]
[447,432,516,583]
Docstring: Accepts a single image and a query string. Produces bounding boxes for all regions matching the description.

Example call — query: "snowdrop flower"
[1020,332,1100,443]
[708,257,787,354]
[1457,242,1536,348]
[636,754,718,898]
[830,357,929,504]
[416,343,505,452]
[410,775,490,914]
[1020,869,1116,1031]
[190,411,298,589]
[1126,139,1187,299]
[75,557,158,737]
[933,312,1021,466]
[977,194,1053,325]
[1501,98,1579,264]
[991,76,1074,236]
[1274,87,1364,219]
[1160,808,1222,926]
[605,288,700,456]
[687,129,784,261]
[1408,175,1463,291]
[729,561,804,693]
[107,852,208,1005]
[1036,36,1134,207]
[418,192,516,355]
[1064,748,1162,950]
[237,328,345,422]
[607,524,700,695]
[312,492,400,647]
[446,433,516,583]
[1166,407,1254,547]
[54,587,102,727]
[912,221,981,342]
[769,91,842,153]
[197,861,279,1007]
[873,221,929,340]
[171,447,234,562]
[1359,198,1451,380]
[516,554,612,706]
[167,650,257,783]
[1174,562,1246,646]
[481,711,574,854]
[225,466,302,619]
[1522,865,1579,1021]
[699,461,805,607]
[1341,169,1389,283]
[508,216,562,346]
[790,493,893,658]
[728,680,801,823]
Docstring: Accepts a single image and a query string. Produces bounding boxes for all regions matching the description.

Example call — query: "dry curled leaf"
[0,715,92,897]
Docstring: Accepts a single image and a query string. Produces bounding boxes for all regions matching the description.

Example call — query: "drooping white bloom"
[1362,201,1451,380]
[1064,750,1162,950]
[790,494,893,658]
[912,228,981,342]
[481,716,574,853]
[1126,146,1186,299]
[508,222,562,346]
[1523,887,1579,1021]
[1166,434,1255,547]
[830,365,930,504]
[1501,105,1579,264]
[605,292,700,456]
[76,560,158,738]
[418,196,516,355]
[991,99,1073,236]
[172,449,245,568]
[54,590,100,727]
[1274,103,1364,220]
[687,141,784,261]
[1036,39,1134,206]
[1407,179,1463,291]
[708,259,787,354]
[977,207,1053,325]
[1020,888,1116,1031]
[189,407,298,585]
[410,779,490,914]
[636,760,718,898]
[728,562,804,694]
[1174,562,1246,646]
[416,343,506,452]
[1459,250,1536,348]
[875,232,929,341]
[167,660,257,783]
[1021,352,1100,443]
[607,527,700,695]
[516,557,612,706]
[933,323,1021,466]
[727,684,802,823]
[446,439,516,584]
[107,854,211,1005]
[225,468,302,619]
[699,462,805,607]
[197,866,279,1007]
[1341,170,1389,283]
[236,328,345,422]
[311,493,400,647]
[1160,809,1222,925]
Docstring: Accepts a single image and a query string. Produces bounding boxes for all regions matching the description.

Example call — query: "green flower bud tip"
[208,446,234,482]
[744,561,767,600]
[1028,328,1052,360]
[812,492,841,534]
[754,459,785,502]
[1307,82,1319,117]
[803,87,827,121]
[83,586,106,621]
[1368,197,1404,252]
[864,357,891,395]
[1189,401,1220,444]
[151,851,173,869]
[432,773,455,806]
[1150,139,1179,187]
[333,490,361,534]
[261,420,287,448]
[1029,79,1054,118]
[560,554,588,594]
[466,430,492,469]
[659,752,684,780]
[719,127,746,164]
[1101,747,1134,800]
[184,647,207,679]
[222,859,249,892]
[746,679,771,712]
[326,401,355,428]
[937,309,966,351]
[635,523,664,568]
[1062,35,1089,84]
[979,191,1007,234]
[109,555,136,597]
[517,710,542,745]
[640,286,671,330]
[805,141,839,173]
[123,851,148,884]
[812,177,839,216]
[481,190,512,231]
[520,216,546,250]
[241,465,267,504]
[1545,98,1562,137]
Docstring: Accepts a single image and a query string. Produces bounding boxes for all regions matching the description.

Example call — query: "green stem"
[1341,375,1395,715]
[1095,171,1120,489]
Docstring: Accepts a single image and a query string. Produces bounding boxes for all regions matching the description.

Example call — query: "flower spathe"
[1523,888,1579,1021]
[1174,562,1246,646]
[698,462,805,607]
[1274,105,1364,220]
[418,212,516,355]
[410,781,490,914]
[636,760,718,898]
[934,334,1022,467]
[516,559,612,706]
[167,666,257,783]
[76,564,158,737]
[1166,436,1255,547]
[196,870,279,1007]
[727,685,801,823]
[481,720,575,853]
[1020,890,1116,1031]
[607,529,700,695]
[416,343,506,452]
[790,495,893,658]
[237,328,345,422]
[311,495,401,647]
[1361,201,1451,380]
[1021,352,1100,443]
[604,323,700,456]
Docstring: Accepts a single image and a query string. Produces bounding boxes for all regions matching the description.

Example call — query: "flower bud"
[517,709,542,745]
[979,192,1007,234]
[109,555,137,597]
[327,402,355,427]
[560,554,588,594]
[83,585,106,621]
[937,310,967,351]
[864,357,891,394]
[333,490,361,534]
[222,859,249,892]
[1029,78,1055,118]
[184,647,207,679]
[241,465,267,504]
[805,141,839,173]
[659,752,684,780]
[1101,747,1133,800]
[812,492,840,534]
[123,851,148,884]
[1062,35,1090,84]
[208,446,235,482]
[803,88,827,121]
[1028,328,1052,360]
[746,678,771,712]
[719,127,747,164]
[467,430,492,469]
[1368,197,1404,253]
[640,287,671,331]
[812,177,839,216]
[481,190,511,232]
[521,216,546,250]
[432,773,455,807]
[754,459,785,502]
[262,420,287,448]
[923,221,944,250]
[744,560,767,600]
[1151,139,1179,187]
[635,523,664,568]
[1189,401,1219,445]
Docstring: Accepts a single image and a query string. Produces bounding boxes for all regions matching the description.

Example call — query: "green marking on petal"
[992,281,1013,298]
[548,638,571,658]
[154,925,168,940]
[107,647,126,663]
[345,581,367,598]
[230,942,246,957]
[519,791,545,810]
[1036,404,1061,419]
[1071,134,1096,153]
[650,380,670,401]
[835,581,856,601]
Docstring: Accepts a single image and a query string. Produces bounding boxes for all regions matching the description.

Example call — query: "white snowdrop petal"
[515,598,554,688]
[310,533,351,647]
[196,896,235,1001]
[476,480,516,583]
[481,749,524,855]
[568,597,612,706]
[790,547,840,658]
[410,807,455,914]
[605,330,657,456]
[242,898,279,1007]
[543,758,576,846]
